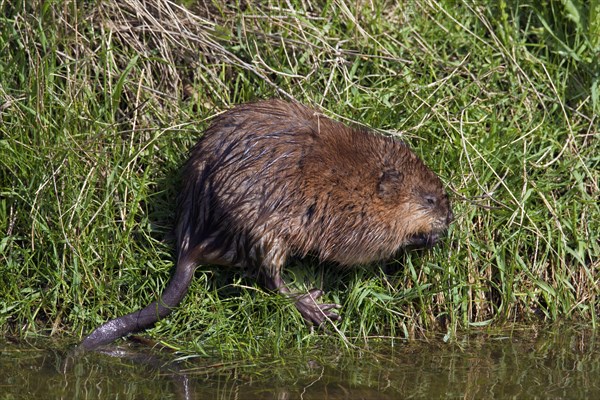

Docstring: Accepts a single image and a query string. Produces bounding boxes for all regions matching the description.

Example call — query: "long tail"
[80,260,197,351]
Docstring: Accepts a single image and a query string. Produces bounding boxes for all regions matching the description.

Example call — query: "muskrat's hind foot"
[295,288,342,326]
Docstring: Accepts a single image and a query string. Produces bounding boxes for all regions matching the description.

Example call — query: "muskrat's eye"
[424,195,437,206]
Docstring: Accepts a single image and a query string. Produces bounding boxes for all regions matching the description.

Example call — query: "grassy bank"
[1,0,598,356]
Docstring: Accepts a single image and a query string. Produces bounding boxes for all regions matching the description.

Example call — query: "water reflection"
[1,325,599,399]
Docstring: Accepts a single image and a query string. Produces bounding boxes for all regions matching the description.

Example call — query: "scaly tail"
[80,259,197,351]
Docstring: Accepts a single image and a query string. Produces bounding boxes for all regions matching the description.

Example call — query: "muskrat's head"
[377,153,453,249]
[403,185,453,249]
[403,166,453,248]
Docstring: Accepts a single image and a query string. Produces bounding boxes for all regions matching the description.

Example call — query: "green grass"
[1,0,598,356]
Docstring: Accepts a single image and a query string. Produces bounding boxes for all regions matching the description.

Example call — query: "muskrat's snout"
[446,208,454,225]
[430,197,453,235]
[434,201,454,244]
[408,194,453,249]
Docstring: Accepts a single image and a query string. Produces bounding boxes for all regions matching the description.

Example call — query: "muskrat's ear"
[377,169,404,200]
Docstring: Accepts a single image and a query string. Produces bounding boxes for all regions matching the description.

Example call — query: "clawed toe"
[295,289,342,326]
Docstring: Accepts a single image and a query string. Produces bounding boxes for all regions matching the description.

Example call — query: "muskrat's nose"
[447,209,454,224]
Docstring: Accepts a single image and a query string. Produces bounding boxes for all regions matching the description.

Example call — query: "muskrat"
[80,99,453,350]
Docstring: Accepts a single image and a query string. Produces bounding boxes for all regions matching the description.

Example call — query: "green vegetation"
[1,0,598,356]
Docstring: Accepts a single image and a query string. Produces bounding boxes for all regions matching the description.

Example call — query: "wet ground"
[2,325,599,399]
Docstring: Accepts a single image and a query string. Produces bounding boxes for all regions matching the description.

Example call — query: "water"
[2,325,599,399]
